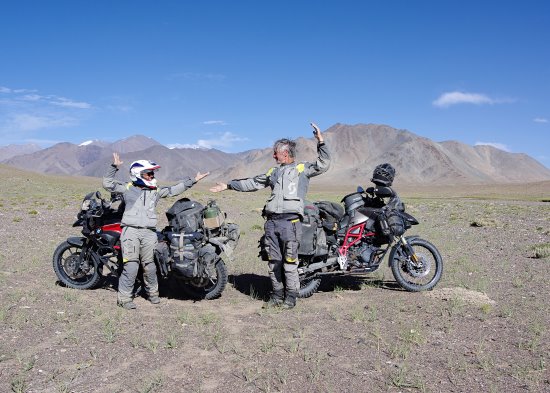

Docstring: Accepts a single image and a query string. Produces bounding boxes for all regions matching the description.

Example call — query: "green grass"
[2,166,550,393]
[529,243,550,259]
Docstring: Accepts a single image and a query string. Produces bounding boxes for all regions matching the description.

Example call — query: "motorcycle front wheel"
[389,237,443,292]
[52,241,101,290]
[179,259,228,300]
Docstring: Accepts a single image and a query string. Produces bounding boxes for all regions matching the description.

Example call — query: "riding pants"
[118,226,158,304]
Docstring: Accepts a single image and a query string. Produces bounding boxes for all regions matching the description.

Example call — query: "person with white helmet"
[103,152,209,309]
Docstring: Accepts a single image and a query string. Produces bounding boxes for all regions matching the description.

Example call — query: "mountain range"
[3,123,550,185]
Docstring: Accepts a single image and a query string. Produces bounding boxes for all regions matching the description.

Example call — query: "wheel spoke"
[390,238,443,292]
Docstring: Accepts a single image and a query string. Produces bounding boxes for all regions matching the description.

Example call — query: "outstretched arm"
[210,182,228,193]
[195,171,209,182]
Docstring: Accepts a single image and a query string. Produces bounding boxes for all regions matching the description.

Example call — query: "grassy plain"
[0,165,549,392]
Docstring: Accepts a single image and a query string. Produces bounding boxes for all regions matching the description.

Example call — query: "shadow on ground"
[229,273,272,300]
[229,272,402,300]
[316,274,402,293]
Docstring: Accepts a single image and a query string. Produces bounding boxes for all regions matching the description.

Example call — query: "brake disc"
[407,253,431,278]
[64,255,86,279]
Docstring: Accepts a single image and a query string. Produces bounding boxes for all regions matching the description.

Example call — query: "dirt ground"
[0,166,549,392]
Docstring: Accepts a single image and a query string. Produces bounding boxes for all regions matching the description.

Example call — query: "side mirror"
[374,186,394,197]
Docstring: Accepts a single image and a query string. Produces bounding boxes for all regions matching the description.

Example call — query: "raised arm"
[311,122,324,143]
[305,123,331,177]
[103,152,129,193]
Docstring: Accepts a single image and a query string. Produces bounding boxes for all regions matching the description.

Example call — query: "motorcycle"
[295,185,443,298]
[52,191,239,300]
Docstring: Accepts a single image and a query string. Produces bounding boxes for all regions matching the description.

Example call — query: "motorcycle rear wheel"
[298,274,321,298]
[52,241,101,290]
[179,259,228,300]
[389,237,443,292]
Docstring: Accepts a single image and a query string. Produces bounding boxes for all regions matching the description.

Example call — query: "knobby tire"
[52,241,101,290]
[390,237,443,292]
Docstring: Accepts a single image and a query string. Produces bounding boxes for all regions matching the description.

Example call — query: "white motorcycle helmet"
[129,160,161,189]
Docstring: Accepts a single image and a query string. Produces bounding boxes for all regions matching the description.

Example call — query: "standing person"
[210,123,331,309]
[103,152,209,310]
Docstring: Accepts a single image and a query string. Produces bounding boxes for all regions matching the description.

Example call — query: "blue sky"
[1,1,549,167]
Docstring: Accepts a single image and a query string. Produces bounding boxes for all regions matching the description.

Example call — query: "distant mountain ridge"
[0,143,41,161]
[212,123,550,185]
[3,124,550,185]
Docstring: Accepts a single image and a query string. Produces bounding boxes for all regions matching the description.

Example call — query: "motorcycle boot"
[282,291,298,310]
[148,295,160,305]
[118,300,137,310]
[263,289,284,308]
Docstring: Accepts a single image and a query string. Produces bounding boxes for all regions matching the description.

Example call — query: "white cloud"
[197,132,248,149]
[7,114,78,131]
[0,86,93,138]
[25,138,64,146]
[106,104,134,113]
[167,72,226,81]
[19,93,91,109]
[203,120,227,125]
[20,94,42,102]
[433,91,510,108]
[475,141,511,152]
[0,86,34,94]
[534,117,548,123]
[0,86,91,109]
[167,132,248,151]
[51,97,91,109]
[167,143,203,149]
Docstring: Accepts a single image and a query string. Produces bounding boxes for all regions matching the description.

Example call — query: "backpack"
[165,198,204,233]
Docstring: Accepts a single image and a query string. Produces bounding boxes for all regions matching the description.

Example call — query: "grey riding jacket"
[103,165,195,228]
[228,142,331,217]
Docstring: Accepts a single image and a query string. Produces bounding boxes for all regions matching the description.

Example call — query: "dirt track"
[1,167,549,392]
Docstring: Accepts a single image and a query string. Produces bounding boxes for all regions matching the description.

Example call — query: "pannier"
[219,222,240,250]
[298,201,328,256]
[166,198,204,233]
[167,231,215,278]
[163,198,240,278]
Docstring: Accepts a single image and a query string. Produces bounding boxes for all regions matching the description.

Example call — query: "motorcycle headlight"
[81,199,91,211]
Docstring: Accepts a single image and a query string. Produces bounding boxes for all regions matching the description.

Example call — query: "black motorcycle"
[52,191,239,299]
[295,185,443,298]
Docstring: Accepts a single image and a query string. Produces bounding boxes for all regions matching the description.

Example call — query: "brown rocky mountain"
[3,123,549,184]
[211,123,550,185]
[0,143,41,161]
[3,139,239,179]
[79,144,238,181]
[109,135,162,154]
[4,142,106,175]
